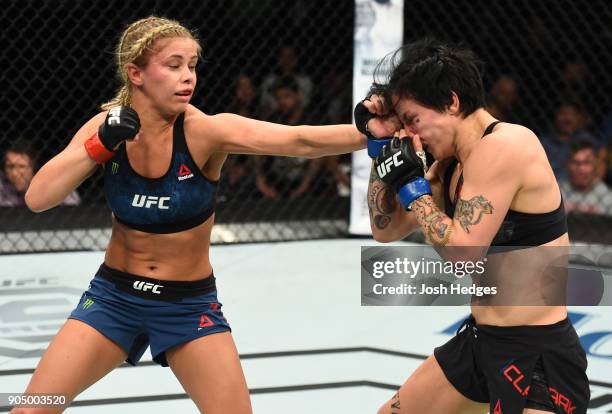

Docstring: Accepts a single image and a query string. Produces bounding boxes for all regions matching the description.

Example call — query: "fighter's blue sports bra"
[103,113,217,234]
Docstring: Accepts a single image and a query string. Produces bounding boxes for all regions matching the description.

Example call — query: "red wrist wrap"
[84,133,115,164]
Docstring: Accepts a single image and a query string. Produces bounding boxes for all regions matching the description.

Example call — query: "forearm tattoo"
[367,167,398,230]
[455,195,493,233]
[390,391,401,414]
[411,196,453,246]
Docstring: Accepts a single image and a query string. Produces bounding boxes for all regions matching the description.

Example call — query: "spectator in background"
[266,76,313,126]
[259,45,313,117]
[219,73,260,201]
[486,75,529,127]
[600,108,612,186]
[560,141,612,216]
[558,61,604,118]
[321,70,352,125]
[540,101,601,181]
[0,140,80,207]
[316,70,353,197]
[256,76,329,198]
[319,67,353,198]
[227,73,261,119]
[218,155,259,202]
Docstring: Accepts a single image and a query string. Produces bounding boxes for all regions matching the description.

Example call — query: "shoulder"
[463,123,545,189]
[183,105,241,140]
[489,123,540,151]
[183,105,215,139]
[183,104,207,126]
[471,123,542,167]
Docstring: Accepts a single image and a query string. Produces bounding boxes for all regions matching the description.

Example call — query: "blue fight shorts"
[69,263,231,366]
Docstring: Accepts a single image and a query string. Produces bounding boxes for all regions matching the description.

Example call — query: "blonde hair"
[101,16,201,110]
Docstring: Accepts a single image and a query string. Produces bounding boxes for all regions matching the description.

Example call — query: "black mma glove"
[354,100,392,158]
[374,137,432,210]
[98,106,141,151]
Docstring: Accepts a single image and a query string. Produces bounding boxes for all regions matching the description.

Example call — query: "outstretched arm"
[194,95,400,159]
[203,113,366,158]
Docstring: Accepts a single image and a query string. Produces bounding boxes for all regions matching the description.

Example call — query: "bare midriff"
[104,214,215,281]
[471,233,570,326]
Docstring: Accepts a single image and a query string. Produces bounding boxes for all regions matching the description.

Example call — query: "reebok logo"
[133,281,163,294]
[132,194,170,209]
[376,152,404,178]
[178,164,194,181]
[198,314,214,330]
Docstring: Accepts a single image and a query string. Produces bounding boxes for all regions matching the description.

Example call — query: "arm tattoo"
[454,195,493,233]
[367,166,398,230]
[411,196,453,246]
[390,391,401,414]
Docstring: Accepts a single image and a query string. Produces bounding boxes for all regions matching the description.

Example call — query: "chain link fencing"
[0,0,611,253]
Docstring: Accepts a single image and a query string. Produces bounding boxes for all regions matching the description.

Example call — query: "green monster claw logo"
[82,298,94,310]
[111,162,120,174]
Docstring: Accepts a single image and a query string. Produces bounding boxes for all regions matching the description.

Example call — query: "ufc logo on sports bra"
[131,194,170,209]
[376,152,404,178]
[133,281,163,294]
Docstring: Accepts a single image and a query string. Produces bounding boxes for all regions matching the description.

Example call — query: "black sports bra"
[443,121,567,246]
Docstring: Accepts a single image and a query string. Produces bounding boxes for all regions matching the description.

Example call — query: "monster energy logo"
[81,298,94,310]
[111,162,119,174]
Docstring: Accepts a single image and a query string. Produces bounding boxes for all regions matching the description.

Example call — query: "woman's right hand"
[98,107,141,151]
[354,94,401,139]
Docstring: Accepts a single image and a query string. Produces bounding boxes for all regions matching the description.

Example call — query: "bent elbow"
[371,228,397,243]
[24,189,46,213]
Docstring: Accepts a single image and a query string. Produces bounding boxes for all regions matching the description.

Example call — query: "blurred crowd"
[486,61,612,217]
[2,47,611,218]
[218,46,352,202]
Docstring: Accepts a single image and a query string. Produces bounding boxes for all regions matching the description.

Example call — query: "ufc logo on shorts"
[133,281,163,294]
[108,108,122,126]
[132,194,170,209]
[377,152,404,178]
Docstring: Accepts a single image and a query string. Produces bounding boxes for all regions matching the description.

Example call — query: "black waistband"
[458,315,573,339]
[97,263,216,301]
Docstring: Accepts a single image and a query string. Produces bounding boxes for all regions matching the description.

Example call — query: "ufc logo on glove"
[376,152,404,178]
[108,107,122,125]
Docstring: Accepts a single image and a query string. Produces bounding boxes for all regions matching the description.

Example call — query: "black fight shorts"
[434,316,589,414]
